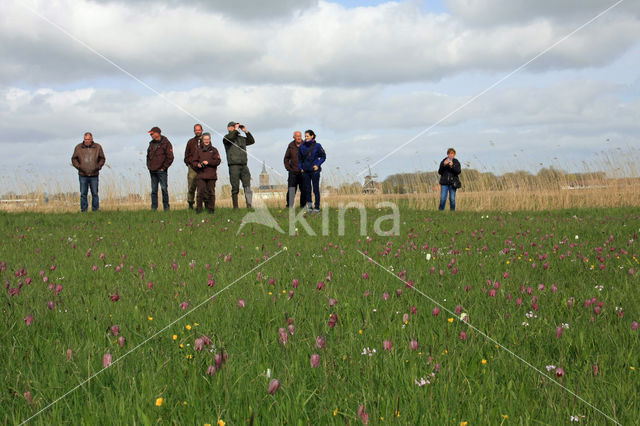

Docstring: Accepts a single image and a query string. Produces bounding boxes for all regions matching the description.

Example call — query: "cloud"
[445,0,640,26]
[2,0,639,86]
[89,0,319,19]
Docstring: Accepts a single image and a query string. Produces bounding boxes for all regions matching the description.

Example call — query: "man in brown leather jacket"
[71,132,106,212]
[147,126,174,211]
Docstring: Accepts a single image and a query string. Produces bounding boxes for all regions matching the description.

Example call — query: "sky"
[1,0,639,195]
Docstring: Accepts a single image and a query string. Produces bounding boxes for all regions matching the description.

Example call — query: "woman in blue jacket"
[298,130,326,213]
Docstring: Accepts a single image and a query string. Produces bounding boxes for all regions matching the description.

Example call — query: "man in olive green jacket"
[223,121,255,209]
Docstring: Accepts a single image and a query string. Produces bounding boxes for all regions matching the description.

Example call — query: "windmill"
[362,165,379,194]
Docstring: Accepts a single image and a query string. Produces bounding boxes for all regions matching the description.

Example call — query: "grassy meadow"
[1,206,639,425]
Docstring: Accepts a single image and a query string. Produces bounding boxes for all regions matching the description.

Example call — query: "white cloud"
[2,0,639,85]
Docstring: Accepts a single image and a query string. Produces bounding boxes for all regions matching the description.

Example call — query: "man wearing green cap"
[223,121,255,209]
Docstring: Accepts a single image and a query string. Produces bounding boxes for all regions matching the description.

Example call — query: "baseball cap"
[148,126,161,134]
[227,121,237,128]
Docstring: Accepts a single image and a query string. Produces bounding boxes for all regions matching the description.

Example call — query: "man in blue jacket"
[298,129,326,213]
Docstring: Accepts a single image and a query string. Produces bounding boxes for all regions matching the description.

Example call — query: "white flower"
[265,368,271,378]
[460,313,468,322]
[415,378,428,386]
[426,253,432,261]
[575,235,579,240]
[570,415,580,422]
[283,246,288,251]
[562,323,569,329]
[546,365,556,372]
[522,321,529,327]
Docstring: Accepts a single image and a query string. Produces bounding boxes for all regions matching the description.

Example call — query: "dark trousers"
[302,171,321,210]
[286,172,306,208]
[188,167,209,204]
[196,178,216,211]
[150,170,170,210]
[228,165,252,196]
[79,175,99,212]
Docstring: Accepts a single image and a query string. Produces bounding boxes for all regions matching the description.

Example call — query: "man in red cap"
[146,126,174,210]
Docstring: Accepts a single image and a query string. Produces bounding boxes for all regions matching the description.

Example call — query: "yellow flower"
[506,260,510,264]
[186,354,193,359]
[343,354,347,360]
[448,318,454,323]
[183,401,187,405]
[631,366,636,371]
[282,290,286,294]
[394,410,400,417]
[460,422,468,426]
[205,424,211,426]
[333,408,338,416]
[482,359,487,364]
[194,323,199,326]
[359,329,363,334]
[186,324,192,330]
[218,421,225,426]
[155,397,163,407]
[268,291,272,295]
[179,344,184,348]
[172,334,178,340]
[148,316,153,321]
[502,414,508,419]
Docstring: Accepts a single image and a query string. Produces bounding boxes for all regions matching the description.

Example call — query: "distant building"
[257,162,284,191]
[259,161,270,188]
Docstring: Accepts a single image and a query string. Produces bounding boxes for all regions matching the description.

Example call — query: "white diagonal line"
[20,249,284,425]
[357,249,620,425]
[357,0,626,177]
[18,1,286,179]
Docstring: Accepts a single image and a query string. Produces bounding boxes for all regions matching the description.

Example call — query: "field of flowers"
[1,207,639,425]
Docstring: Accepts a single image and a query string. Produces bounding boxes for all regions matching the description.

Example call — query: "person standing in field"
[223,121,254,209]
[298,129,326,213]
[283,130,306,208]
[184,123,208,210]
[438,147,461,211]
[192,133,221,214]
[146,126,174,211]
[71,132,106,212]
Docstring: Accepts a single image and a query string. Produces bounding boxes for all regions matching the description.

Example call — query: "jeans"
[150,170,170,210]
[439,185,456,211]
[302,171,321,210]
[286,172,306,208]
[79,175,99,212]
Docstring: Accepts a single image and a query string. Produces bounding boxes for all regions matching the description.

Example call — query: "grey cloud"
[445,0,640,26]
[88,0,318,19]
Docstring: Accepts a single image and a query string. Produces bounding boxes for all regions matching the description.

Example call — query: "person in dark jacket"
[223,121,255,209]
[283,130,306,208]
[184,123,207,209]
[192,133,221,214]
[298,129,326,213]
[437,147,461,211]
[146,126,174,211]
[71,132,106,212]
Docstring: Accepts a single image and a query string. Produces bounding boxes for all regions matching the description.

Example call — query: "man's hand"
[203,160,208,166]
[313,165,318,171]
[234,124,240,131]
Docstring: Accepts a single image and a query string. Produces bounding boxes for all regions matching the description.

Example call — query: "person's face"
[150,132,161,141]
[305,133,313,142]
[83,135,93,146]
[448,151,456,160]
[202,136,211,145]
[227,125,235,132]
[293,132,302,144]
[194,126,203,137]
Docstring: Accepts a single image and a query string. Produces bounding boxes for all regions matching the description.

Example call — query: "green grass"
[1,207,639,425]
